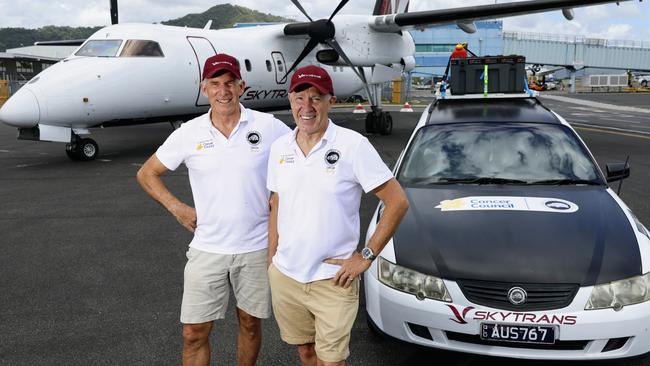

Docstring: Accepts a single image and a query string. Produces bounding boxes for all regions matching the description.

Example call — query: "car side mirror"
[606,162,630,183]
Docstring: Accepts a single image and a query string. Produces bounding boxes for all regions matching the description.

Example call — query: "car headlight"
[377,257,452,302]
[585,272,650,310]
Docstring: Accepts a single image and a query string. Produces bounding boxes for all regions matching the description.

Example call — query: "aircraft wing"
[371,0,635,32]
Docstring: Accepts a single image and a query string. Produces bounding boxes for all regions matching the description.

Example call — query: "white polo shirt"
[156,104,290,254]
[267,121,393,283]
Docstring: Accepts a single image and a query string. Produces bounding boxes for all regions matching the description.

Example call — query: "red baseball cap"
[289,65,334,95]
[202,54,242,81]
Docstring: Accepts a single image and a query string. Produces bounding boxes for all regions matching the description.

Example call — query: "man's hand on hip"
[170,202,197,233]
[323,252,371,288]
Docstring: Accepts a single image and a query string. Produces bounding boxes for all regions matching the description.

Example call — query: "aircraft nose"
[0,88,40,128]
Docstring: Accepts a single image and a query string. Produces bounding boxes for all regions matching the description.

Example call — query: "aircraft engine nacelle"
[329,15,415,68]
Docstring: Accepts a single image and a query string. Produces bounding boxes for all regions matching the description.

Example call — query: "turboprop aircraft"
[0,0,639,161]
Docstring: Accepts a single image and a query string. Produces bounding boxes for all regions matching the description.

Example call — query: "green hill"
[162,4,293,29]
[0,4,293,51]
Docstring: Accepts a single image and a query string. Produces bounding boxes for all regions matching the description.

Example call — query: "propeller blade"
[325,39,375,104]
[110,0,118,24]
[281,38,320,83]
[290,0,313,21]
[328,0,350,22]
[325,39,365,83]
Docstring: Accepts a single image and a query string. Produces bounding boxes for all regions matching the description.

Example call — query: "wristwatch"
[361,247,376,261]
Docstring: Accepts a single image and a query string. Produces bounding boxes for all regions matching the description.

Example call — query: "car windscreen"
[398,122,603,186]
[75,40,122,57]
[119,40,164,57]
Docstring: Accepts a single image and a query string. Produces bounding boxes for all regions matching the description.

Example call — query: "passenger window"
[120,40,164,57]
[266,60,272,72]
[75,40,122,57]
[245,59,252,72]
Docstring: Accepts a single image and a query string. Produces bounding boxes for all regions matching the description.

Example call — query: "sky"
[0,0,648,43]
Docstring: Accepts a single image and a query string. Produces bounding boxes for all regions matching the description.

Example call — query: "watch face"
[362,247,373,259]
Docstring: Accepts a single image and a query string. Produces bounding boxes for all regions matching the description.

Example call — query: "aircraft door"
[271,52,287,85]
[187,37,217,106]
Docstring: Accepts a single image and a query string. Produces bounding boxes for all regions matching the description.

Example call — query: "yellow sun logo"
[438,198,465,210]
[196,143,203,151]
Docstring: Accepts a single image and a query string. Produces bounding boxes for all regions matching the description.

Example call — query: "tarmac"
[0,92,649,365]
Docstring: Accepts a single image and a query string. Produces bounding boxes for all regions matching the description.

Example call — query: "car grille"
[456,279,579,311]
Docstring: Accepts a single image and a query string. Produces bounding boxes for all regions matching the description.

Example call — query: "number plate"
[480,323,556,344]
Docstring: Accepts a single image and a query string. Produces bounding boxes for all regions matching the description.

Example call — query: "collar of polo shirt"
[289,119,337,152]
[200,103,250,135]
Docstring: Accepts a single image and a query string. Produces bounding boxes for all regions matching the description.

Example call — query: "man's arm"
[268,192,279,267]
[136,154,197,233]
[324,178,409,287]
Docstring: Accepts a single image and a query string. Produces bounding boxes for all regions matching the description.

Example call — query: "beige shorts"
[180,247,271,324]
[268,263,359,363]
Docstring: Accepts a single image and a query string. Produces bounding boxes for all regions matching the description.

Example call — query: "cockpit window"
[119,40,164,57]
[75,40,123,57]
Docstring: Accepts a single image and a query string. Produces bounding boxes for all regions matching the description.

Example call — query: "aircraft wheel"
[365,112,377,134]
[379,112,393,136]
[77,138,99,161]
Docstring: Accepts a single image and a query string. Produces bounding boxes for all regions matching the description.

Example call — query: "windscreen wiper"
[436,177,528,185]
[528,179,602,186]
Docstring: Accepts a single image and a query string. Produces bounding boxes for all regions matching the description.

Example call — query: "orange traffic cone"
[400,101,414,112]
[353,103,367,113]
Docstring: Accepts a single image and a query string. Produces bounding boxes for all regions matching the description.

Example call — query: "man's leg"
[297,343,317,366]
[236,308,262,366]
[182,322,213,366]
[317,358,344,366]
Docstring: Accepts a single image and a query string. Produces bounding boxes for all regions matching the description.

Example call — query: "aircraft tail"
[372,0,409,15]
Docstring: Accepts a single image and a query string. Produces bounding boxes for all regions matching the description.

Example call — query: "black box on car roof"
[450,55,526,95]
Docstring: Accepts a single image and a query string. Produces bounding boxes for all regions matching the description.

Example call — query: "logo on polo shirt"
[246,131,261,146]
[279,153,295,164]
[196,139,215,151]
[325,149,341,166]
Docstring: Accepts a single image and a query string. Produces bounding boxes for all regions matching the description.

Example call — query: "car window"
[75,40,123,57]
[119,40,164,57]
[398,123,602,185]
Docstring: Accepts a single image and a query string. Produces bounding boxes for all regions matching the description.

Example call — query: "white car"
[364,94,650,360]
[637,75,650,88]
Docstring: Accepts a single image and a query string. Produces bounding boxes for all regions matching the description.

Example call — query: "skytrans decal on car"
[436,196,579,213]
[447,304,578,325]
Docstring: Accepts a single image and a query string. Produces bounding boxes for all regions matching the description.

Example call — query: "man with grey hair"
[137,53,290,366]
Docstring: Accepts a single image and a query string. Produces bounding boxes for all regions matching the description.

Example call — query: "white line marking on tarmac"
[16,163,45,168]
[99,159,112,162]
[600,117,640,124]
[130,163,143,167]
[0,150,10,153]
[541,95,650,114]
[571,113,596,117]
[569,106,607,113]
[571,122,650,136]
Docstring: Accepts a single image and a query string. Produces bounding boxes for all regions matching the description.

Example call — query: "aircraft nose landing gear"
[66,135,99,161]
[365,108,393,135]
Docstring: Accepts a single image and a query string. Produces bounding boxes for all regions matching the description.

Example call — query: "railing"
[503,31,650,49]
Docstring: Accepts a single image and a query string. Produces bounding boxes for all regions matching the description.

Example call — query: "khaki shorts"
[268,263,359,363]
[180,247,271,324]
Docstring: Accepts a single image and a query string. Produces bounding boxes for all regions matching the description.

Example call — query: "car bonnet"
[393,185,641,286]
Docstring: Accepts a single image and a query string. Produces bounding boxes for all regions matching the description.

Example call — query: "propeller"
[282,0,375,105]
[110,0,119,25]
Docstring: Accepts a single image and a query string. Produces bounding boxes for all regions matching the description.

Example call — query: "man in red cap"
[266,65,409,366]
[137,53,290,366]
